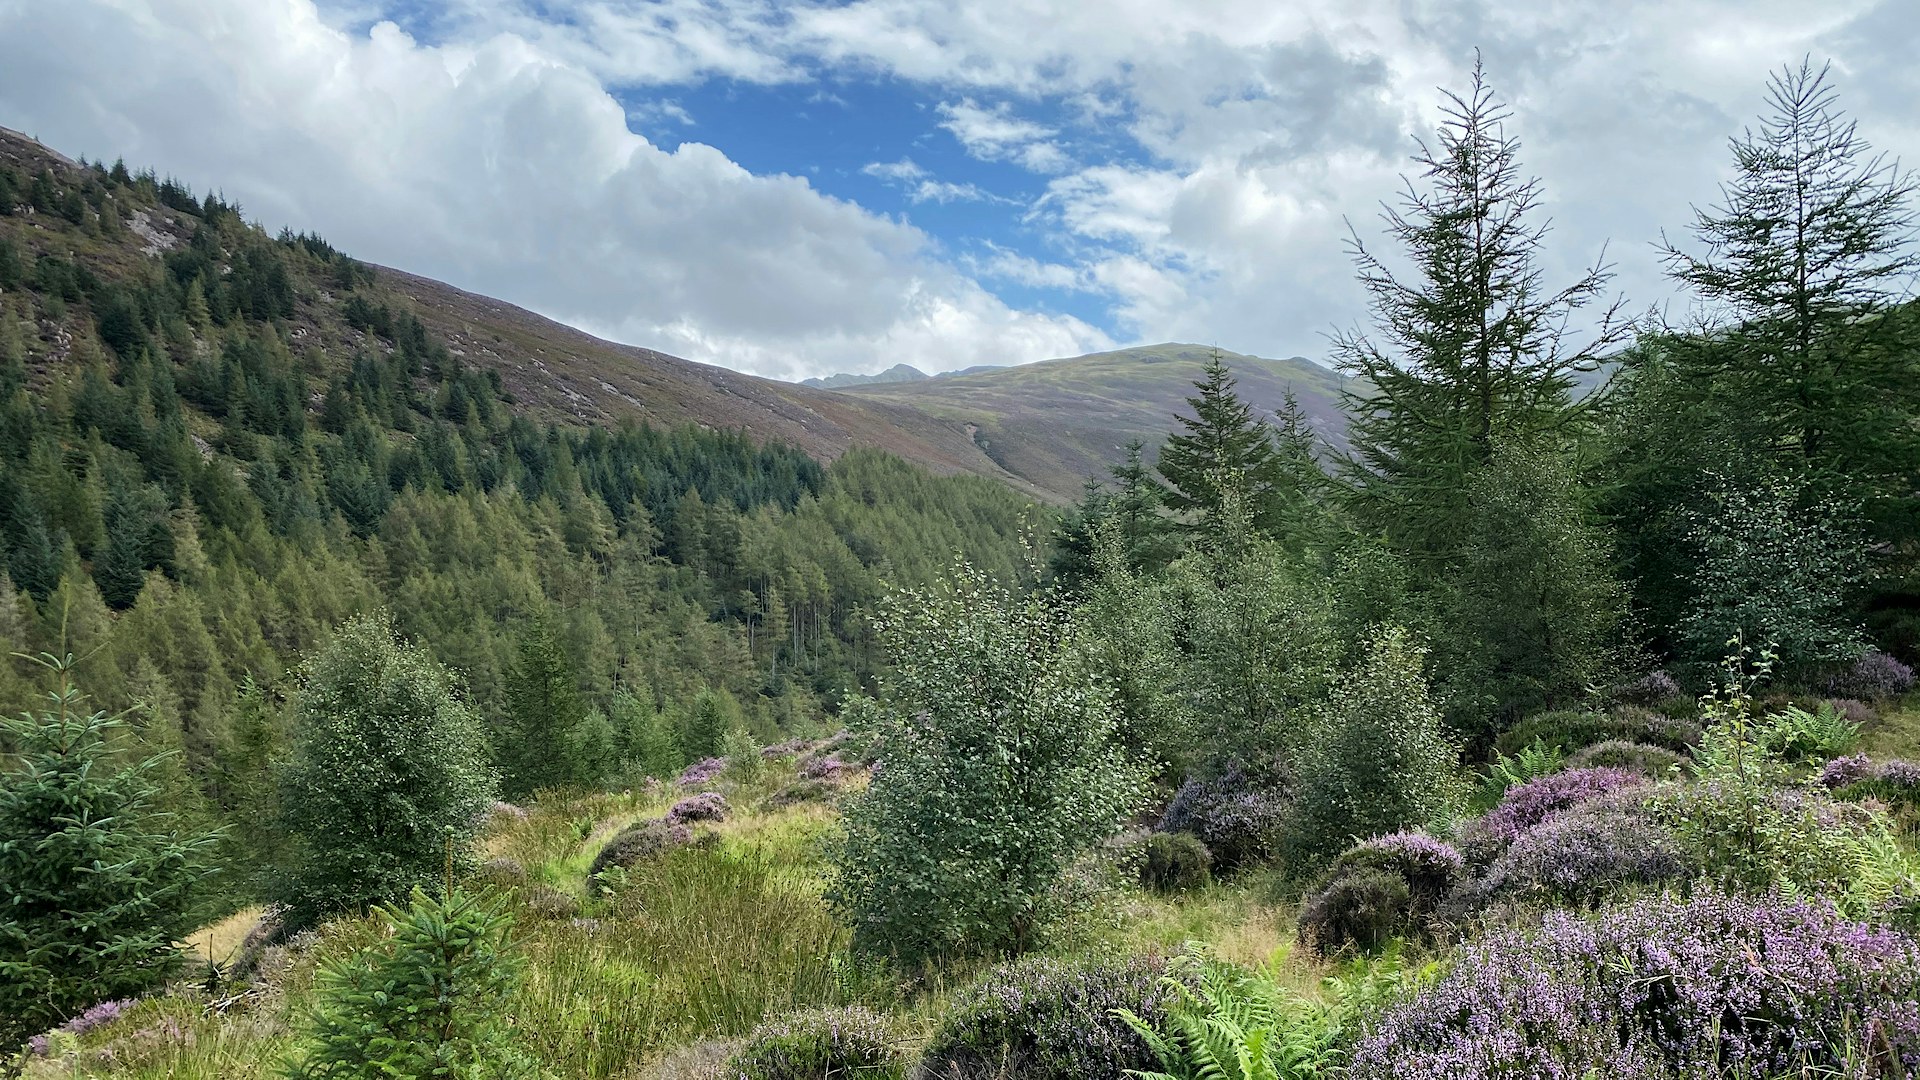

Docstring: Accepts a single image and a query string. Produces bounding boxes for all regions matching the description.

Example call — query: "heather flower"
[1564,739,1686,777]
[1158,766,1290,870]
[677,756,727,788]
[726,1006,903,1080]
[1613,669,1683,705]
[1462,766,1647,863]
[759,736,813,759]
[1827,649,1916,699]
[798,751,848,780]
[1475,796,1695,907]
[1340,831,1464,901]
[920,954,1176,1080]
[1820,753,1876,790]
[1351,892,1920,1080]
[27,999,136,1056]
[587,818,694,885]
[1298,832,1462,956]
[1881,759,1920,789]
[666,792,729,824]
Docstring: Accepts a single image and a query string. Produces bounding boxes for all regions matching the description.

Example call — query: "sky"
[0,1,1916,383]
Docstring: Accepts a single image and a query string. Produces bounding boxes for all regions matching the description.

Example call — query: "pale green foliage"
[1169,501,1339,770]
[286,887,540,1080]
[273,612,498,929]
[1118,947,1424,1080]
[1677,471,1865,676]
[1288,627,1460,869]
[0,652,217,1056]
[1077,526,1196,773]
[722,723,764,782]
[827,562,1147,963]
[1473,738,1565,811]
[1439,442,1627,733]
[1758,700,1859,762]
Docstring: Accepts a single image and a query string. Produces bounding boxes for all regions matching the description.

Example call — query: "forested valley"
[8,56,1920,1080]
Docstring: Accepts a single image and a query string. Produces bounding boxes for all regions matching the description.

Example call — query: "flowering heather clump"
[1337,832,1464,902]
[1825,697,1879,727]
[1462,767,1647,863]
[1827,649,1916,699]
[1350,892,1920,1080]
[1822,753,1878,790]
[1882,759,1920,790]
[919,954,1175,1080]
[677,756,727,788]
[798,751,848,780]
[725,1006,904,1080]
[1475,796,1695,908]
[1496,708,1701,758]
[667,792,729,824]
[1158,766,1290,870]
[1565,739,1685,777]
[587,818,694,884]
[759,736,813,759]
[27,999,136,1056]
[1613,669,1683,705]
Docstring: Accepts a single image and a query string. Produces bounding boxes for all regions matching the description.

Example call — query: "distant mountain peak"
[801,363,930,389]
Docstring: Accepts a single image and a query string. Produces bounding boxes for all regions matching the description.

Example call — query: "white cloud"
[0,0,1109,381]
[7,0,1918,374]
[936,99,1070,173]
[862,157,1008,204]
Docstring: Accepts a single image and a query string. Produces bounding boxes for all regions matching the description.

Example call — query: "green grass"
[24,764,1302,1080]
[1856,694,1920,759]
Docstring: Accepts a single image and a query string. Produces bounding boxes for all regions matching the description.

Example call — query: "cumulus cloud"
[0,0,1108,380]
[3,0,1916,374]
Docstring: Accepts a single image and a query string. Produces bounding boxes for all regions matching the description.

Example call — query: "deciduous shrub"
[1287,627,1460,870]
[1826,649,1915,699]
[724,1006,904,1080]
[286,888,539,1079]
[1158,765,1289,871]
[1139,832,1212,893]
[1563,739,1685,776]
[1350,892,1920,1079]
[827,566,1146,962]
[919,954,1174,1080]
[272,613,497,930]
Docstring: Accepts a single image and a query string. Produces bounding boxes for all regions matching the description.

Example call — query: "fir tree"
[1156,354,1285,544]
[0,652,217,1056]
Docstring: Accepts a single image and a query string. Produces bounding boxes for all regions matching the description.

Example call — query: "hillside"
[834,342,1347,499]
[799,363,929,389]
[0,127,1058,498]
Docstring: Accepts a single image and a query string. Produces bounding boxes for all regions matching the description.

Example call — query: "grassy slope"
[836,343,1350,501]
[24,755,1303,1080]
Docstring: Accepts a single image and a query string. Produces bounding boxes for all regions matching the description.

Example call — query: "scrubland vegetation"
[9,53,1920,1080]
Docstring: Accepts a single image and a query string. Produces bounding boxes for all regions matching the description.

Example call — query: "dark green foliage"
[1154,355,1291,544]
[764,778,837,810]
[1297,867,1413,956]
[271,614,497,930]
[500,611,587,798]
[285,888,538,1079]
[1495,707,1701,758]
[0,654,216,1056]
[725,1006,905,1080]
[1140,832,1212,893]
[1333,60,1625,573]
[919,954,1174,1080]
